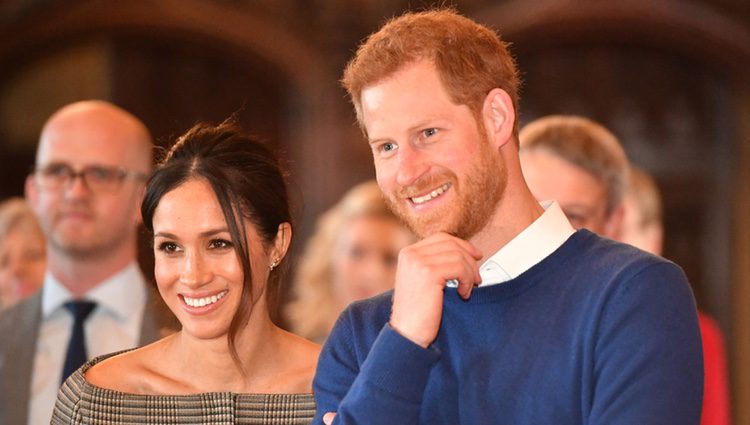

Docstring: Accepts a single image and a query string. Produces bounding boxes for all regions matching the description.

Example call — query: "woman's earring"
[269,258,279,271]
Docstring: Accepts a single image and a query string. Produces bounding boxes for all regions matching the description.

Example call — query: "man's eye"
[87,167,118,183]
[422,128,438,138]
[565,214,585,229]
[43,164,71,178]
[381,143,397,153]
[209,239,233,250]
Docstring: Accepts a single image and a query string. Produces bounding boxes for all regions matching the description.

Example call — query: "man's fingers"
[455,274,471,299]
[411,232,483,260]
[323,412,337,425]
[401,241,481,272]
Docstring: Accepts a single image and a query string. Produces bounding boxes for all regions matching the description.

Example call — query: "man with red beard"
[313,9,703,425]
[0,101,176,425]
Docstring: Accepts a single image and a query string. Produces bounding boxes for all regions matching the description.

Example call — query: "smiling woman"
[50,122,319,424]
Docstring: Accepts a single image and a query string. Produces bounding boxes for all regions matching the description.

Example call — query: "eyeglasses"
[33,163,148,193]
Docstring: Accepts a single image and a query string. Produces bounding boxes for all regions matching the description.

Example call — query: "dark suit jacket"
[0,288,178,425]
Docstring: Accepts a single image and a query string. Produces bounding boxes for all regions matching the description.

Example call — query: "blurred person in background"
[519,115,628,239]
[618,166,663,255]
[0,197,46,309]
[521,115,725,425]
[0,100,177,425]
[620,166,730,425]
[286,180,414,343]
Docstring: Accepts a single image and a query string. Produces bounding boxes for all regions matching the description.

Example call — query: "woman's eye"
[347,245,366,260]
[209,239,233,250]
[422,128,438,138]
[384,252,398,267]
[157,242,180,253]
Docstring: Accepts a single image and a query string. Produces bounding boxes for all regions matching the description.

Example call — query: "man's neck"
[46,246,137,297]
[469,185,544,264]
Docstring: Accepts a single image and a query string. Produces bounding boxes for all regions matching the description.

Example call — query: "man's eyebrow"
[368,137,395,145]
[368,118,445,144]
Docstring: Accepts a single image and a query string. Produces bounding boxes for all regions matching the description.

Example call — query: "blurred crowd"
[0,8,728,425]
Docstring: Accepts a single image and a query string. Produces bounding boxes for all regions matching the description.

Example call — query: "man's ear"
[270,222,292,264]
[643,224,664,256]
[604,204,625,240]
[25,174,39,210]
[482,88,516,149]
[133,184,146,226]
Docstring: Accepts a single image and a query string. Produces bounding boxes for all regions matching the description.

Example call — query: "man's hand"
[390,232,482,348]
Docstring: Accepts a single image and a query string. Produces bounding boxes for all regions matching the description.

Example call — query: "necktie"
[61,300,97,383]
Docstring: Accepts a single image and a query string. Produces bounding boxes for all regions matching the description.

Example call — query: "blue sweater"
[313,230,703,424]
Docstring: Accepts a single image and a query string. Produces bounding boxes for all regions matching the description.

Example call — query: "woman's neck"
[169,309,285,393]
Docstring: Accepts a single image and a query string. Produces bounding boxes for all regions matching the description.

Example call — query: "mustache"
[395,172,454,198]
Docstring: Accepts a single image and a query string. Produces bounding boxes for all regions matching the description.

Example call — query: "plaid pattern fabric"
[51,354,315,425]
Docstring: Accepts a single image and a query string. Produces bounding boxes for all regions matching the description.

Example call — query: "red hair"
[342,9,521,135]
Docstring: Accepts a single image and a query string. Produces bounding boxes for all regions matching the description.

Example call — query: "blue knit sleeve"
[588,261,703,425]
[313,308,441,424]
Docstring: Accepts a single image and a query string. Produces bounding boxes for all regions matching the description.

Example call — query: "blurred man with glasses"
[0,100,176,425]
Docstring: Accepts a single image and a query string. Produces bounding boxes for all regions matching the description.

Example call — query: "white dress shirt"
[447,201,575,288]
[29,262,147,425]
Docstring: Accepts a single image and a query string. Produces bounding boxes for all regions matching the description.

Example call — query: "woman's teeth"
[184,291,227,307]
[411,183,450,205]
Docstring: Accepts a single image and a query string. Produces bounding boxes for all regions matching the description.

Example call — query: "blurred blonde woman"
[0,197,46,309]
[287,181,414,343]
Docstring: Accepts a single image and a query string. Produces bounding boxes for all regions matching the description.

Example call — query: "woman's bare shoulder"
[276,331,321,393]
[85,337,173,394]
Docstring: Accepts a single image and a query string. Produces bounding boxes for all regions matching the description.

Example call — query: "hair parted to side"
[285,180,403,343]
[342,8,521,136]
[141,120,292,369]
[519,115,630,215]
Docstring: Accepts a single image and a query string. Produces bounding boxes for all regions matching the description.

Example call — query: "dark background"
[2,0,750,420]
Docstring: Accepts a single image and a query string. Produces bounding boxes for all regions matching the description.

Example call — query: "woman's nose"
[179,252,212,287]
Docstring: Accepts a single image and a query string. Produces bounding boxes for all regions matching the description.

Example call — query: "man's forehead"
[360,61,467,137]
[37,134,127,161]
[37,124,147,169]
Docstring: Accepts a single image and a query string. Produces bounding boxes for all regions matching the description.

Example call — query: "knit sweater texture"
[313,230,703,425]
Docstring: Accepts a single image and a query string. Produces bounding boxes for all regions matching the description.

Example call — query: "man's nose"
[394,145,429,187]
[64,173,94,198]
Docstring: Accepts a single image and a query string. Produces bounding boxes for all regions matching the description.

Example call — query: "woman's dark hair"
[141,121,291,369]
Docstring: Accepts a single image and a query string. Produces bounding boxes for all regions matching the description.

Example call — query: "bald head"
[27,100,154,275]
[38,100,152,172]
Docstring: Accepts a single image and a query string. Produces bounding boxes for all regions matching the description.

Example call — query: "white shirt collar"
[41,262,147,321]
[476,200,574,287]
